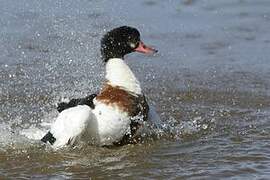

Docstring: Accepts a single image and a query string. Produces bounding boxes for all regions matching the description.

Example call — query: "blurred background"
[1,0,270,179]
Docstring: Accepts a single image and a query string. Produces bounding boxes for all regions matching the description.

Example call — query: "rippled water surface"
[1,0,270,179]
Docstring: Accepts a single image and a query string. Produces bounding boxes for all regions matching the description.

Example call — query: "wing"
[57,94,97,112]
[41,105,95,149]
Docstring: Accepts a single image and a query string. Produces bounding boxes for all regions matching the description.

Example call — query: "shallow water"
[1,0,270,179]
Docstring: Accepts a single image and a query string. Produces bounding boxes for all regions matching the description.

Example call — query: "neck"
[105,58,142,95]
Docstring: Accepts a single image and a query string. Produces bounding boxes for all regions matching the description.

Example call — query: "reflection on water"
[1,0,270,178]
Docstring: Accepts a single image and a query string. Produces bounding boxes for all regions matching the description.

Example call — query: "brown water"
[1,0,270,179]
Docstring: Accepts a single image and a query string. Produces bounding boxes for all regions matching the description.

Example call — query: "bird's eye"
[129,42,136,48]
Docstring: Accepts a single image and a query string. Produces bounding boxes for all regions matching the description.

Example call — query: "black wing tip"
[78,94,97,109]
[57,102,69,112]
[57,94,97,112]
[41,131,56,145]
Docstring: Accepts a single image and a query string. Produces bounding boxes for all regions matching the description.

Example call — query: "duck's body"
[41,26,160,149]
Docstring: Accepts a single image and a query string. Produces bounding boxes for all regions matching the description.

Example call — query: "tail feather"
[41,131,56,145]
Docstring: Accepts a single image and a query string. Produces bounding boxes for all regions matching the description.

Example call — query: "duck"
[41,26,161,149]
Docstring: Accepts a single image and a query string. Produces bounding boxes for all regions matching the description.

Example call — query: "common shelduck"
[41,26,161,148]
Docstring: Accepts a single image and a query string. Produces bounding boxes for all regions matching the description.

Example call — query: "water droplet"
[202,124,208,130]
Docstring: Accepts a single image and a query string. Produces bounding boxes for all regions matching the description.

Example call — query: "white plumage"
[43,58,157,149]
[49,102,133,149]
[49,105,93,148]
[40,26,161,149]
[106,58,142,94]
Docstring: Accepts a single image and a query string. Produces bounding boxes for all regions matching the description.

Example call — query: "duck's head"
[101,26,157,62]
